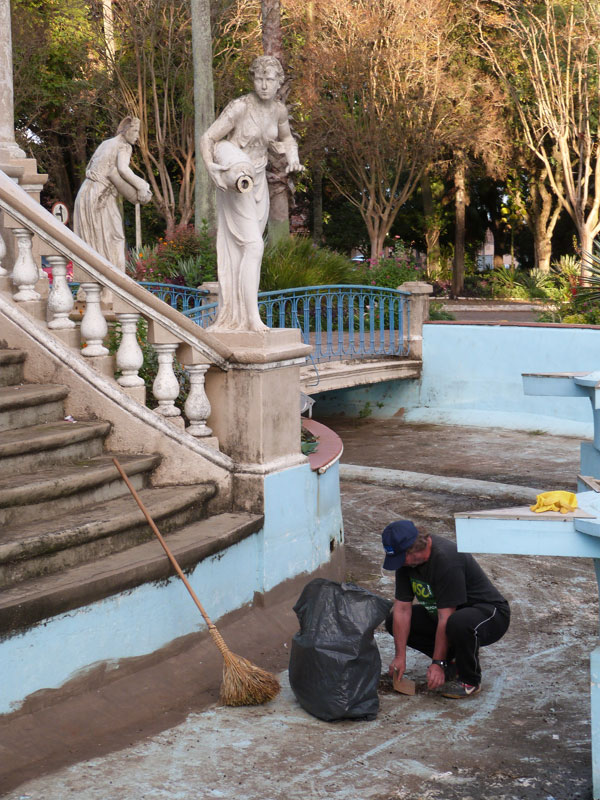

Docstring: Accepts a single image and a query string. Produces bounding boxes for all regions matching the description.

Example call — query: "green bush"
[259,236,355,291]
[463,272,493,298]
[429,301,455,320]
[489,265,525,298]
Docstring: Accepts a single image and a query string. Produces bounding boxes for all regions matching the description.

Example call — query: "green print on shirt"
[411,577,437,616]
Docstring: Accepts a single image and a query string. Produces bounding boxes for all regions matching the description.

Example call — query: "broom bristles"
[208,623,280,706]
[220,650,281,707]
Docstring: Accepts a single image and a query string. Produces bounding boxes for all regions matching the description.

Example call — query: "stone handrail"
[0,167,228,442]
[0,168,232,368]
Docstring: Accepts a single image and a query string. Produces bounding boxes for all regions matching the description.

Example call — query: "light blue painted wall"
[262,462,343,593]
[313,323,599,437]
[0,461,343,715]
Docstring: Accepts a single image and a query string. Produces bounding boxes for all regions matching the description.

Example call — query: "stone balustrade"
[0,188,218,443]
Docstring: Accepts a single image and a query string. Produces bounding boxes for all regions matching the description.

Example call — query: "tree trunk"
[266,162,290,243]
[533,231,553,274]
[261,0,291,243]
[312,162,323,243]
[369,224,386,264]
[191,0,215,231]
[421,172,441,272]
[580,224,594,276]
[261,0,284,63]
[528,168,561,273]
[452,153,466,297]
[102,0,115,71]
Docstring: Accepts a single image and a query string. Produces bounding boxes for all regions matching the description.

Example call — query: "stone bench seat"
[522,370,600,396]
[456,487,600,558]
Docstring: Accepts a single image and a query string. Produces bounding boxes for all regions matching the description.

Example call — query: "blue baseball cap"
[382,520,419,570]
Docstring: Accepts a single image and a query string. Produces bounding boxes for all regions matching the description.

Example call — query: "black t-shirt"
[395,534,508,615]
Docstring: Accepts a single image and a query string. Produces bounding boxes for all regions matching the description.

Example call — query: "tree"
[424,3,512,295]
[505,156,563,273]
[191,0,216,230]
[12,0,109,209]
[109,0,196,236]
[288,0,459,262]
[260,0,293,242]
[477,0,600,267]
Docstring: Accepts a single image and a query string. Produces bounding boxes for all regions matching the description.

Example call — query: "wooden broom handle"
[112,457,214,630]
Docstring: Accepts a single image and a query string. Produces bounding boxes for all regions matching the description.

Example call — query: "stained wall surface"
[313,322,598,437]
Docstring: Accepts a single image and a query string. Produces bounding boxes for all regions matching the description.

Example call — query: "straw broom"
[112,457,280,706]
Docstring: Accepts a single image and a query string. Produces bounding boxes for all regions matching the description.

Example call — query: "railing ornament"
[11,227,40,302]
[184,364,212,437]
[46,255,75,329]
[79,282,109,356]
[152,343,181,418]
[115,313,144,387]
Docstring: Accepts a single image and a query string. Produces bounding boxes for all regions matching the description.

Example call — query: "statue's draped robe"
[210,95,281,332]
[74,137,132,271]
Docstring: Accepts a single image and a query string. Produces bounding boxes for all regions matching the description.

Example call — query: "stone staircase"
[0,347,262,637]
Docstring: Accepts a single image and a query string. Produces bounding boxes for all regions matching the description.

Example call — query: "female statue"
[74,117,152,271]
[200,55,302,331]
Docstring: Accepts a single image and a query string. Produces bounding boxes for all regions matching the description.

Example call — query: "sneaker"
[441,680,481,698]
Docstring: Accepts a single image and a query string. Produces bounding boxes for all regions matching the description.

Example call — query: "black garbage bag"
[288,578,392,721]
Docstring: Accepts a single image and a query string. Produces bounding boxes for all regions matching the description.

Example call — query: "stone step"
[0,453,160,526]
[0,349,26,387]
[0,483,216,588]
[0,419,111,475]
[0,383,68,431]
[0,512,264,635]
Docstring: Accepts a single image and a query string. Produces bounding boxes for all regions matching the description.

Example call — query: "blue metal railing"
[70,281,208,314]
[184,285,410,361]
[137,282,208,312]
[70,281,410,362]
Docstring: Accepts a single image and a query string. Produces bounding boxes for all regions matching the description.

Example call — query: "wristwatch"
[431,659,447,668]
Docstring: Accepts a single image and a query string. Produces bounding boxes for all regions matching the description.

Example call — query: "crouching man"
[383,520,510,698]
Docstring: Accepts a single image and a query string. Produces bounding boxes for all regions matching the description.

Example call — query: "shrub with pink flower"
[128,223,216,286]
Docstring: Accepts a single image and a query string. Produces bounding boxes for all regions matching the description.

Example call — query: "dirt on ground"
[0,420,595,800]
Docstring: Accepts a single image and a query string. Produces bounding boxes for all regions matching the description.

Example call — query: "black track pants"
[385,602,510,686]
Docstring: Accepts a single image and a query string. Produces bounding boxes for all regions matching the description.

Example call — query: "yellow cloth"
[530,491,578,514]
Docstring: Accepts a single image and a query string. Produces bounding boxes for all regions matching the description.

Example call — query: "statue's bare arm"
[277,109,302,174]
[109,148,152,204]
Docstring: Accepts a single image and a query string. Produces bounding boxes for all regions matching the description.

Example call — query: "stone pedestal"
[399,281,433,359]
[199,281,219,305]
[205,328,311,510]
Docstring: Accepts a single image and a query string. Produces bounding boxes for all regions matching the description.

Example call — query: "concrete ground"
[440,299,549,324]
[2,419,596,800]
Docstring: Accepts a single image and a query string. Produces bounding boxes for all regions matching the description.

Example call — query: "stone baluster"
[11,227,40,301]
[79,282,108,356]
[46,255,75,329]
[152,343,181,418]
[0,230,7,277]
[184,364,212,437]
[115,313,144,388]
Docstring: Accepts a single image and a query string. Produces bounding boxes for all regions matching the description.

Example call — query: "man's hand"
[426,663,446,690]
[389,655,406,677]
